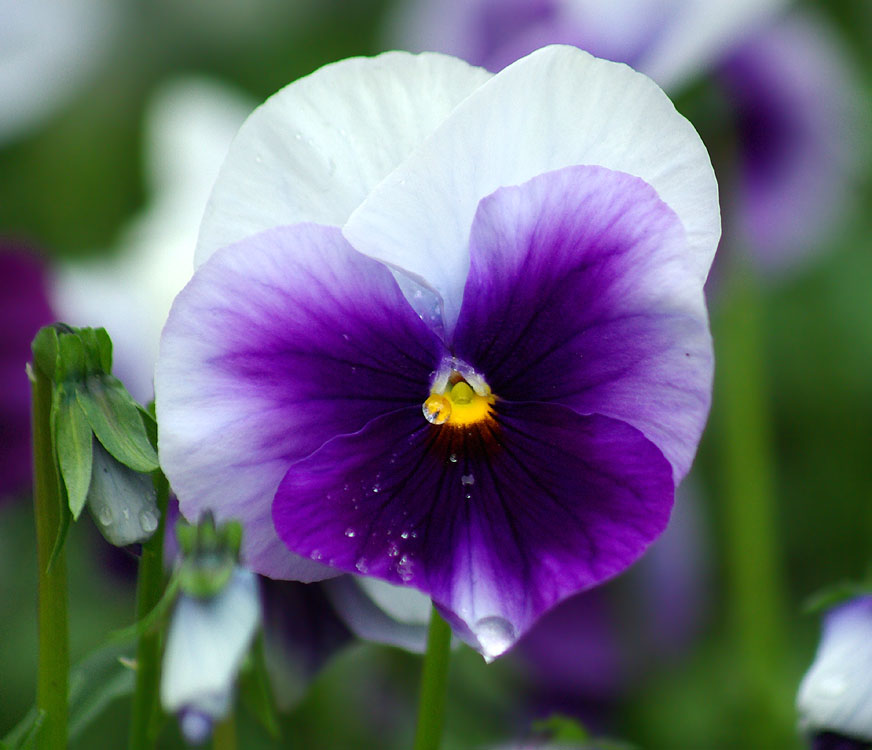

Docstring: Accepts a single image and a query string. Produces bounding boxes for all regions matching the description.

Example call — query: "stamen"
[423,362,495,428]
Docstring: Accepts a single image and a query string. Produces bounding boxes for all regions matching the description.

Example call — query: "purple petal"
[0,245,54,499]
[155,223,444,579]
[452,165,712,482]
[273,400,673,658]
[717,14,859,270]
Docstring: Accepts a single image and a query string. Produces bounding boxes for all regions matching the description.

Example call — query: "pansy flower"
[156,46,719,658]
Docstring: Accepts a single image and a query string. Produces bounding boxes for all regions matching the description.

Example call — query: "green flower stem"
[413,606,453,750]
[128,470,170,750]
[31,363,69,750]
[212,711,237,750]
[714,263,793,744]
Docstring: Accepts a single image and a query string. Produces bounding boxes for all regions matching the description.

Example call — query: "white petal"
[323,577,429,653]
[160,568,261,716]
[797,597,872,741]
[195,51,492,266]
[344,45,720,332]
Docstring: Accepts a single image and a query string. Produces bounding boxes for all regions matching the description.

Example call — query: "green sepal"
[175,515,243,598]
[56,332,86,383]
[77,374,159,473]
[76,327,113,374]
[239,633,281,740]
[0,708,45,750]
[53,384,94,520]
[804,578,872,615]
[46,387,72,571]
[30,326,60,380]
[531,714,591,743]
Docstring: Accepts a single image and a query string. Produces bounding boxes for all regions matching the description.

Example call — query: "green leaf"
[68,642,136,741]
[54,386,94,519]
[110,573,181,644]
[532,714,591,742]
[239,634,281,740]
[804,579,872,614]
[31,326,60,380]
[77,375,159,473]
[0,708,45,750]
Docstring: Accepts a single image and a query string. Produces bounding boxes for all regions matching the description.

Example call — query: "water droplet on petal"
[139,510,158,534]
[311,549,323,561]
[98,507,113,526]
[400,531,409,540]
[388,542,400,558]
[397,554,414,581]
[344,528,356,538]
[474,616,516,663]
[372,484,381,494]
[342,333,350,342]
[461,474,475,486]
[355,558,369,574]
[423,394,451,425]
[448,453,458,464]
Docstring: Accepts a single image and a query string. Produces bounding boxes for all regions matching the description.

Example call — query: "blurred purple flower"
[156,47,719,659]
[0,246,54,499]
[391,0,861,274]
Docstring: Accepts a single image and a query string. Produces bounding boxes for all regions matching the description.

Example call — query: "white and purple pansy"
[155,45,719,659]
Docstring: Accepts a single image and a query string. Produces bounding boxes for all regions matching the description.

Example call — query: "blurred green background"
[1,1,870,748]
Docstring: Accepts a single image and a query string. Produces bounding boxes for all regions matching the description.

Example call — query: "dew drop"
[400,530,409,540]
[423,395,450,425]
[355,558,369,574]
[344,528,356,538]
[474,616,516,663]
[461,474,475,486]
[371,483,381,494]
[139,510,158,534]
[388,542,400,558]
[448,453,458,464]
[98,507,113,526]
[311,549,323,561]
[397,554,414,581]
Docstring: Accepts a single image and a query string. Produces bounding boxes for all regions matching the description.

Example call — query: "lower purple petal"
[273,400,673,658]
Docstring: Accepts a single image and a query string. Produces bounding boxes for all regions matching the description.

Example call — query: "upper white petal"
[195,51,492,266]
[343,45,720,332]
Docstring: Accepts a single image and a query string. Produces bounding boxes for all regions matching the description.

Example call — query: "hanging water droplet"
[461,474,475,486]
[474,616,516,663]
[423,394,451,425]
[397,554,414,581]
[139,510,158,534]
[344,528,356,538]
[98,507,113,526]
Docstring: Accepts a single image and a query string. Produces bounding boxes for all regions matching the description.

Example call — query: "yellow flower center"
[423,376,496,427]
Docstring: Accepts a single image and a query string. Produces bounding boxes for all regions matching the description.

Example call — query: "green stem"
[413,607,452,750]
[212,711,237,750]
[128,471,170,750]
[31,364,69,750]
[715,263,792,743]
